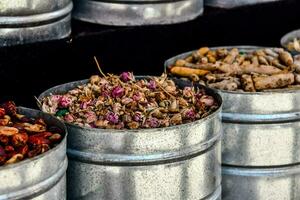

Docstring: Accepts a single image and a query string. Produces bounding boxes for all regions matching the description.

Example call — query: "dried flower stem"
[93,56,107,78]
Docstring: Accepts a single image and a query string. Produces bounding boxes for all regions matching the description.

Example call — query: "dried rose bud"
[120,72,132,82]
[133,112,142,122]
[50,95,62,103]
[121,97,133,105]
[0,108,5,118]
[127,122,140,129]
[144,117,160,128]
[200,96,215,107]
[106,112,119,124]
[132,93,141,101]
[111,86,125,98]
[64,113,75,123]
[90,75,101,85]
[12,132,28,147]
[185,109,196,120]
[183,87,193,98]
[80,102,88,110]
[85,111,97,124]
[148,80,157,90]
[59,96,73,108]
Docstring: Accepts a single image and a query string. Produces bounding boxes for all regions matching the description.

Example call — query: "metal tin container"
[0,0,73,47]
[0,107,68,200]
[165,46,300,200]
[73,0,204,26]
[204,0,281,8]
[39,78,222,200]
[281,29,300,55]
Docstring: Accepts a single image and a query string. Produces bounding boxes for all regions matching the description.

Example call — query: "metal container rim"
[0,107,67,171]
[164,45,300,94]
[280,28,300,55]
[38,78,222,134]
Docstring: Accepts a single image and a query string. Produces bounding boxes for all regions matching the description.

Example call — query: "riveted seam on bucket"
[0,2,73,25]
[67,133,221,165]
[222,163,300,177]
[0,158,67,200]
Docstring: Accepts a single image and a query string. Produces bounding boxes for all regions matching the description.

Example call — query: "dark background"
[0,0,299,107]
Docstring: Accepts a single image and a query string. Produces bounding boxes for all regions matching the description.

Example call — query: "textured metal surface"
[39,79,222,200]
[281,29,300,55]
[0,0,70,16]
[73,0,203,26]
[0,2,72,47]
[222,165,300,200]
[0,107,67,200]
[204,0,282,8]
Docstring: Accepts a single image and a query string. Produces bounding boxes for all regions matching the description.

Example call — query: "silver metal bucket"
[72,0,204,26]
[204,0,282,8]
[39,78,222,200]
[0,107,68,200]
[165,46,300,200]
[221,90,300,200]
[0,0,73,47]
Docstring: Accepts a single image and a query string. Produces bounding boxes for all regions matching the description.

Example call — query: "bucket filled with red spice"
[0,101,67,199]
[39,72,222,200]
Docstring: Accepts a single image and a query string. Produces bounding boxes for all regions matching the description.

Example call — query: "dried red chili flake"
[41,73,219,130]
[0,101,64,166]
[0,108,5,118]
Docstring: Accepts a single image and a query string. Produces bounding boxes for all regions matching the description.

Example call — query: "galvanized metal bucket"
[165,46,300,200]
[73,0,204,26]
[204,0,282,8]
[0,107,68,200]
[281,29,300,55]
[39,78,222,200]
[0,0,73,47]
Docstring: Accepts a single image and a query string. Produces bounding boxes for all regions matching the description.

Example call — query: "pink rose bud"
[111,86,125,98]
[133,112,142,122]
[80,102,88,109]
[148,80,157,90]
[59,96,72,108]
[64,114,75,123]
[85,111,97,123]
[200,96,215,107]
[106,112,119,124]
[50,95,62,104]
[132,92,141,101]
[144,117,160,128]
[120,72,132,82]
[185,109,196,119]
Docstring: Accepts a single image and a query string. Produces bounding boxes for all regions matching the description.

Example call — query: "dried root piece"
[223,48,239,64]
[241,75,256,92]
[208,80,238,91]
[0,126,19,136]
[170,66,209,77]
[279,51,293,66]
[253,73,295,90]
